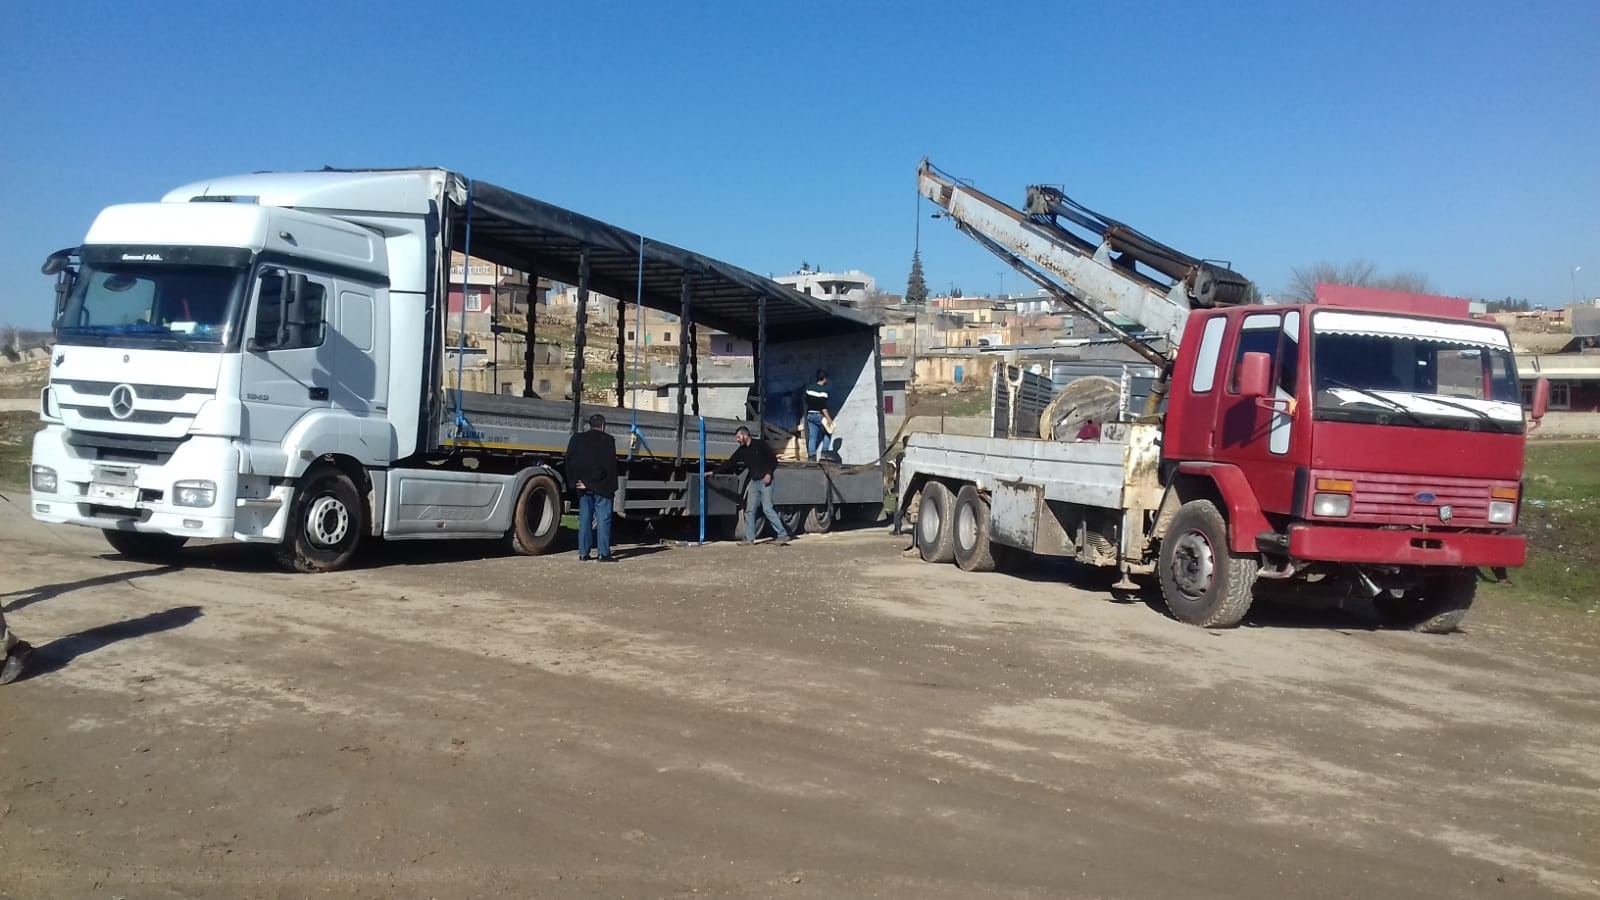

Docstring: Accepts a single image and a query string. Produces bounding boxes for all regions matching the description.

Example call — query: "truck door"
[1216,311,1302,516]
[240,268,336,450]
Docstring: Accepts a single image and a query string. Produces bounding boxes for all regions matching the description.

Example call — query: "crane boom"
[917,159,1255,364]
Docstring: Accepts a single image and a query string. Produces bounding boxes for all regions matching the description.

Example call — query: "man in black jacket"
[565,414,620,561]
[705,426,791,545]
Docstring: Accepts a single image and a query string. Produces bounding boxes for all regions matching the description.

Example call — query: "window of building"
[627,330,635,341]
[663,330,673,343]
[1551,381,1571,409]
[501,383,512,395]
[538,379,552,394]
[884,395,895,414]
[465,292,483,312]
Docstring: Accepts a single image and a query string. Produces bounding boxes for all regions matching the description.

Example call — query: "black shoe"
[580,554,596,561]
[598,555,617,563]
[1,641,33,685]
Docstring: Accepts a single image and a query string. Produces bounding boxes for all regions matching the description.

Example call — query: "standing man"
[565,413,619,562]
[1,607,31,685]
[804,369,833,461]
[705,426,791,545]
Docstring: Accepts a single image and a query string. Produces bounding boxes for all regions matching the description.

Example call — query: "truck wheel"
[1158,499,1258,628]
[953,485,996,573]
[508,474,562,556]
[734,509,770,542]
[276,466,364,573]
[779,506,807,536]
[917,482,957,564]
[103,530,188,563]
[804,502,835,534]
[1374,570,1476,633]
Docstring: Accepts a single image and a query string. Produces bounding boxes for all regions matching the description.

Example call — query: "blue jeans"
[806,411,828,460]
[746,478,788,541]
[578,491,613,558]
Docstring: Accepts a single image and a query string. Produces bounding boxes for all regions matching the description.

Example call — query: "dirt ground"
[1,507,1598,900]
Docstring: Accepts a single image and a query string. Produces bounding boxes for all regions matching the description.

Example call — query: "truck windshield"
[57,262,247,353]
[1311,311,1523,434]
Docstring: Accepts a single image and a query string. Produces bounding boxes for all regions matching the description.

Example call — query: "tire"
[804,502,835,534]
[734,508,771,542]
[1374,570,1476,633]
[779,506,807,536]
[103,529,188,563]
[508,474,562,556]
[952,485,996,573]
[916,481,957,564]
[275,466,365,573]
[1158,499,1258,628]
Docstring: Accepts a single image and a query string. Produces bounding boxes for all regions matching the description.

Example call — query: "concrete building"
[774,268,876,305]
[446,253,543,334]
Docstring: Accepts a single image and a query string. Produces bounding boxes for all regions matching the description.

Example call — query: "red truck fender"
[1172,461,1273,556]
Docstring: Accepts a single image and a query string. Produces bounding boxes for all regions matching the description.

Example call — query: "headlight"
[1313,492,1351,517]
[31,465,57,493]
[173,480,217,508]
[1487,501,1515,524]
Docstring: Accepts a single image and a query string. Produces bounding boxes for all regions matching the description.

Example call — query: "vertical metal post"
[570,247,590,434]
[675,276,691,462]
[756,291,767,437]
[688,319,700,418]
[616,296,627,409]
[523,271,537,397]
[698,416,707,545]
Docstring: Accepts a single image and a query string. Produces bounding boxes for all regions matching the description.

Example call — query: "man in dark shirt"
[565,414,620,561]
[804,369,832,461]
[705,425,791,545]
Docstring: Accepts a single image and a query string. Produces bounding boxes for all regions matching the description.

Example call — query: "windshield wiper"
[1415,394,1512,431]
[1321,378,1427,427]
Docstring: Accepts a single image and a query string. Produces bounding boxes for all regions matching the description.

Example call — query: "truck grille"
[1318,470,1496,527]
[67,431,189,466]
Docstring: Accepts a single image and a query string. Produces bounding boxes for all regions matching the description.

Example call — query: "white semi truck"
[31,169,887,571]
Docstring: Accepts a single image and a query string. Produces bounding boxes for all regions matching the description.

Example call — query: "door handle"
[309,387,329,401]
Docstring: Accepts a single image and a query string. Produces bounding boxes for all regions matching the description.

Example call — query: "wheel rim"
[307,494,351,548]
[1170,530,1215,599]
[921,500,941,543]
[956,502,977,551]
[527,486,557,537]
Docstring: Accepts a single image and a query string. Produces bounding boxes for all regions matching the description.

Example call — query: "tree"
[1485,297,1533,313]
[1285,259,1434,302]
[905,251,928,306]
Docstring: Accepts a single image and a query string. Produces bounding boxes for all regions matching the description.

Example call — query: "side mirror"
[1237,351,1272,399]
[41,248,75,276]
[1531,377,1550,420]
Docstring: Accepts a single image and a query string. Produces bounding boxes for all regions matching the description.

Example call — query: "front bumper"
[1285,524,1525,568]
[29,426,249,540]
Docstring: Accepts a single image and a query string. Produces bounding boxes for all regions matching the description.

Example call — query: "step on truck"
[896,160,1548,632]
[31,168,887,571]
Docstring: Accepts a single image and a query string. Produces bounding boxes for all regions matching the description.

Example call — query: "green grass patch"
[1491,442,1600,609]
[0,412,43,490]
[945,396,991,417]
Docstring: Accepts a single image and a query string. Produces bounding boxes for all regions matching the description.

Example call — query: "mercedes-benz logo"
[109,384,136,420]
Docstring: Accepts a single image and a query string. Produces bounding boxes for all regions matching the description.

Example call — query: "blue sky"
[1,0,1595,327]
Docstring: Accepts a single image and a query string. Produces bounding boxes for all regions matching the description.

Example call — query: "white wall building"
[774,268,877,305]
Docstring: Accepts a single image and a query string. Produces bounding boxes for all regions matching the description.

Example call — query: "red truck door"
[1214,310,1304,517]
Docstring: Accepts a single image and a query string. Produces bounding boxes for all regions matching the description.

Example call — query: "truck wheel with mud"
[508,474,562,556]
[103,530,189,563]
[276,465,364,573]
[1158,499,1258,628]
[916,481,957,564]
[804,502,835,534]
[779,506,807,536]
[1374,570,1476,633]
[953,485,996,573]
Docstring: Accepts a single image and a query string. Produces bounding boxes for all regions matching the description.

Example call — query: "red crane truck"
[895,161,1548,632]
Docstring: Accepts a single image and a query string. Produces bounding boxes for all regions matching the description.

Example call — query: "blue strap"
[450,179,482,442]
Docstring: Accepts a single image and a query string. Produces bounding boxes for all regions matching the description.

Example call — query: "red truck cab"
[1160,289,1544,627]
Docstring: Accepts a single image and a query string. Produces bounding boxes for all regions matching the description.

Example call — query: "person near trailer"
[705,426,791,546]
[565,414,619,562]
[1,607,30,685]
[804,370,834,461]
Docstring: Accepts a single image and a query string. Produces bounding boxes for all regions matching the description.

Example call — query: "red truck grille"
[1313,470,1508,527]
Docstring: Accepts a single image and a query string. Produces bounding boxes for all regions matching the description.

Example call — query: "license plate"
[93,466,136,486]
[90,483,139,505]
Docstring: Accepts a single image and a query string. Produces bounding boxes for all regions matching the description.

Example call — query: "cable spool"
[1039,376,1122,442]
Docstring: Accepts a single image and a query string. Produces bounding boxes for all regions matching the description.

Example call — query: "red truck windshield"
[1310,311,1523,434]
